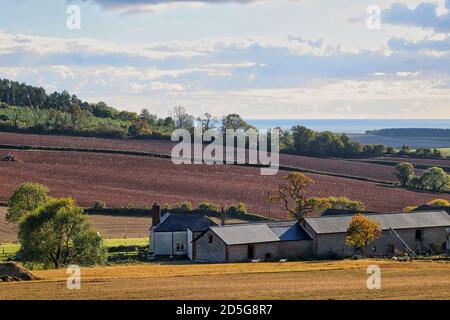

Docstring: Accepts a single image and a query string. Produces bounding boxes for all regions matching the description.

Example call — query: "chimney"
[221,207,226,226]
[152,203,161,227]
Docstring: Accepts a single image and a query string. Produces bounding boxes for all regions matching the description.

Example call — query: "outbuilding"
[193,221,313,263]
[302,210,450,258]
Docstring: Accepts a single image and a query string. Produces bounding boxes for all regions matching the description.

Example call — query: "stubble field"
[0,260,449,300]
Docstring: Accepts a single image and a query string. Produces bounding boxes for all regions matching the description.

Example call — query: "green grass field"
[438,148,450,157]
[0,238,149,261]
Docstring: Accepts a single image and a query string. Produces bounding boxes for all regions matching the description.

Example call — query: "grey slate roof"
[304,210,450,234]
[209,221,311,245]
[153,213,217,232]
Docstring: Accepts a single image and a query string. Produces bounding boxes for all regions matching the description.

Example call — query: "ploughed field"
[0,132,408,182]
[1,260,449,299]
[0,149,443,219]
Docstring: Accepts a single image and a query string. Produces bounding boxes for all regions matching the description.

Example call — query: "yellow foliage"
[427,199,450,207]
[403,205,418,212]
[345,214,382,255]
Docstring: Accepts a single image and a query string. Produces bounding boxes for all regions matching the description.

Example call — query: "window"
[208,235,213,243]
[176,243,185,252]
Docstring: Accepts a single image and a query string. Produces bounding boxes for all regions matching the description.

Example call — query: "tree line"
[394,162,450,192]
[2,78,443,159]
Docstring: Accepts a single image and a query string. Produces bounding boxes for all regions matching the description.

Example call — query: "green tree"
[421,167,450,192]
[7,182,49,223]
[221,114,254,132]
[291,126,315,154]
[197,112,218,131]
[394,162,415,186]
[345,214,382,256]
[18,198,106,268]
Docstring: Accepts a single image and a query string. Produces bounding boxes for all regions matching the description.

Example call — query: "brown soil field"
[0,132,405,182]
[0,150,445,220]
[0,260,449,299]
[0,132,175,154]
[0,207,151,242]
[0,207,16,243]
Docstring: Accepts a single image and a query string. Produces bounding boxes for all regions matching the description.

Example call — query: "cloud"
[88,0,266,13]
[382,1,450,32]
[388,35,450,53]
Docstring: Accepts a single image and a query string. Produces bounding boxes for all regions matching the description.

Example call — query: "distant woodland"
[0,78,445,159]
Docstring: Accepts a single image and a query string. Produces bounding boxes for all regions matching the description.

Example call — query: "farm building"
[149,204,217,258]
[301,210,450,258]
[192,221,312,263]
[149,205,450,262]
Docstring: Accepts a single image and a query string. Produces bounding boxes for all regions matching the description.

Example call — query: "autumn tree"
[394,162,415,186]
[18,198,106,268]
[129,119,152,137]
[7,182,49,223]
[427,199,450,206]
[345,214,382,256]
[270,173,325,220]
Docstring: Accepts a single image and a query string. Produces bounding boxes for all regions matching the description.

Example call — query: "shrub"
[226,203,247,216]
[93,200,106,210]
[421,167,450,192]
[198,202,220,214]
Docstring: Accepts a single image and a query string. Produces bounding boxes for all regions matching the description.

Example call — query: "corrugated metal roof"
[267,221,312,241]
[209,221,311,245]
[304,210,450,234]
[153,213,217,232]
[211,224,279,245]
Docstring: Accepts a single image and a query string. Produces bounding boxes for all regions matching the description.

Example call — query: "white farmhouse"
[149,204,217,258]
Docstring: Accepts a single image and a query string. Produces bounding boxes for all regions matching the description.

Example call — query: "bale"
[0,262,39,281]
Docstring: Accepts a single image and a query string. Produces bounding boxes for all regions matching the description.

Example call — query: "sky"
[0,0,450,119]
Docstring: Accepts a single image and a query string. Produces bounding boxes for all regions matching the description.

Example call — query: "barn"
[301,210,450,258]
[192,221,312,263]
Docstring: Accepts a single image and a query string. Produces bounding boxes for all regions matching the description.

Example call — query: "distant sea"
[247,119,450,134]
[247,119,450,148]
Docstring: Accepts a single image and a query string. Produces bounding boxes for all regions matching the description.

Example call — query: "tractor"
[2,153,18,162]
